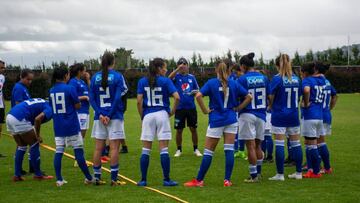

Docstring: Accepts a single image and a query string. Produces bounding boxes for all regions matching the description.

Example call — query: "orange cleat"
[33,175,54,180]
[184,178,204,187]
[101,156,109,163]
[303,170,313,178]
[13,176,25,182]
[224,180,232,187]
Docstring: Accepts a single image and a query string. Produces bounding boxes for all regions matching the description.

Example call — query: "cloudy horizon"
[0,0,359,67]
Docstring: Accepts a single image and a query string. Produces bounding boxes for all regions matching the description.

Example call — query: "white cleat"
[56,180,68,187]
[288,172,302,180]
[269,174,285,181]
[174,150,182,157]
[194,149,203,157]
[84,178,94,185]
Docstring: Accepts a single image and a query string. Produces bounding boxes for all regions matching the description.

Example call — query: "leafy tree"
[305,49,314,62]
[293,51,301,66]
[191,52,198,69]
[233,51,241,63]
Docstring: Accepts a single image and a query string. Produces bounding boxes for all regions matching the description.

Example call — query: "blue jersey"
[238,72,269,121]
[201,78,248,128]
[11,82,31,107]
[172,73,199,110]
[229,73,239,81]
[9,98,52,125]
[68,78,90,114]
[269,74,301,127]
[89,70,128,120]
[322,78,336,124]
[49,82,80,137]
[301,76,326,120]
[137,76,177,117]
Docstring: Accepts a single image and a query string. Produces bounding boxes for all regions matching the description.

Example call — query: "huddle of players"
[5,50,337,187]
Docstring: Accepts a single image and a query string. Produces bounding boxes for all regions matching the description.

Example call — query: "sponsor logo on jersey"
[181,83,191,93]
[246,76,265,87]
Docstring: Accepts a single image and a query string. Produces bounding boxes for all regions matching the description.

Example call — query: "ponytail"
[216,61,229,97]
[276,54,292,80]
[239,52,255,72]
[148,58,165,89]
[101,51,114,90]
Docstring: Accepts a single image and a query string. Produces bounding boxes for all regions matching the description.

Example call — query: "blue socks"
[318,143,331,170]
[140,148,150,181]
[287,139,293,161]
[262,135,274,159]
[93,165,102,180]
[196,149,213,181]
[290,140,303,173]
[74,148,92,181]
[29,143,41,176]
[249,165,257,178]
[257,159,263,175]
[14,146,27,177]
[110,164,119,181]
[224,144,234,181]
[305,145,313,170]
[54,149,64,181]
[239,140,245,151]
[234,134,239,151]
[275,140,285,174]
[160,147,170,181]
[307,145,321,174]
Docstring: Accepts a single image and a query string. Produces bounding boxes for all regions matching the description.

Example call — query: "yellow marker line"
[4,133,188,203]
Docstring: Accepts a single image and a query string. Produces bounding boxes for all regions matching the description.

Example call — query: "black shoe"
[21,170,28,176]
[265,157,274,163]
[0,154,6,158]
[120,146,128,154]
[29,166,35,173]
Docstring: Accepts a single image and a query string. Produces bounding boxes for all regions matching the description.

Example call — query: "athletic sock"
[140,148,150,181]
[177,145,182,152]
[110,164,119,181]
[224,144,234,180]
[196,149,213,181]
[309,145,321,174]
[14,146,27,177]
[239,139,245,151]
[249,165,257,179]
[234,133,239,151]
[29,143,41,176]
[305,145,313,170]
[275,140,285,174]
[160,147,170,181]
[266,135,274,159]
[287,139,293,161]
[257,159,263,175]
[74,148,92,180]
[290,140,303,173]
[54,148,64,181]
[193,145,198,151]
[318,142,331,170]
[93,165,102,180]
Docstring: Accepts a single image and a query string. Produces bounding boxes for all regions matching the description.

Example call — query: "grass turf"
[0,94,359,202]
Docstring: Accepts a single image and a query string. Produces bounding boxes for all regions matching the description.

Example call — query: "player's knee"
[142,148,151,156]
[56,146,65,154]
[160,147,169,155]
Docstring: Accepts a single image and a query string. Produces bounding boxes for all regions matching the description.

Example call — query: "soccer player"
[90,51,128,186]
[49,67,93,187]
[137,58,180,187]
[316,63,337,174]
[184,61,252,187]
[262,110,273,163]
[300,62,326,178]
[11,68,34,174]
[0,59,5,158]
[168,57,202,157]
[6,98,54,181]
[237,53,269,183]
[268,54,302,181]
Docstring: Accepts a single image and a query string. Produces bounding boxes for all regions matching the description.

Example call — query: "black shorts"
[0,108,4,124]
[174,109,197,129]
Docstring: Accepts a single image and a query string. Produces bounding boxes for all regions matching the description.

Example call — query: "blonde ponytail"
[276,54,292,81]
[217,62,229,97]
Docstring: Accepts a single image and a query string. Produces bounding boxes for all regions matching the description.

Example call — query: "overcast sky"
[0,0,359,67]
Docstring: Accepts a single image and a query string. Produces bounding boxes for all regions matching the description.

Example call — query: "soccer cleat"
[163,180,178,186]
[239,151,247,160]
[244,176,259,183]
[234,151,241,158]
[194,149,203,157]
[12,176,25,182]
[174,150,182,157]
[101,156,109,163]
[21,170,28,176]
[111,179,126,186]
[320,168,333,174]
[94,178,106,186]
[265,157,274,163]
[137,180,147,186]
[184,179,204,187]
[303,170,322,178]
[288,172,302,180]
[120,146,128,154]
[74,161,78,167]
[56,180,68,187]
[84,178,94,185]
[33,174,54,180]
[223,179,232,187]
[268,174,285,181]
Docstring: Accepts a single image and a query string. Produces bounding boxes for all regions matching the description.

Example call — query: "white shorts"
[238,113,265,141]
[271,126,300,135]
[141,110,171,141]
[206,122,238,139]
[6,114,33,134]
[321,123,332,136]
[78,113,90,130]
[91,119,125,140]
[55,133,83,149]
[301,119,323,138]
[265,112,272,130]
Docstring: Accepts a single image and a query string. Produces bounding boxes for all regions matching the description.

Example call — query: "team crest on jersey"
[181,83,191,93]
[95,74,115,84]
[283,76,299,87]
[246,76,265,87]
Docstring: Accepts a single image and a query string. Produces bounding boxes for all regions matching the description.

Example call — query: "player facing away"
[184,61,252,187]
[262,110,273,163]
[316,63,337,174]
[0,59,5,158]
[168,57,202,157]
[7,98,54,181]
[49,67,93,187]
[300,62,326,178]
[137,58,180,187]
[69,63,91,167]
[90,51,128,186]
[268,54,303,181]
[237,53,269,183]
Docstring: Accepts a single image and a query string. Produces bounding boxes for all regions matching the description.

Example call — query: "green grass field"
[0,94,359,203]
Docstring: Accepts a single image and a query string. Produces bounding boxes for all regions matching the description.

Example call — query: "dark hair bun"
[247,52,255,59]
